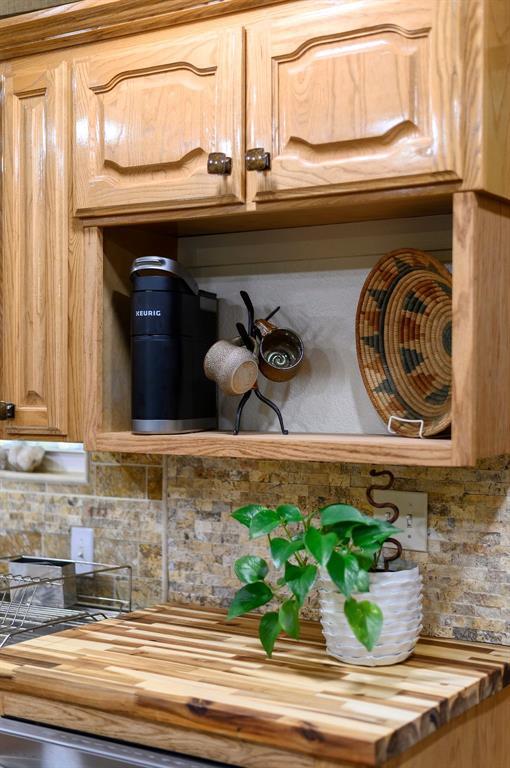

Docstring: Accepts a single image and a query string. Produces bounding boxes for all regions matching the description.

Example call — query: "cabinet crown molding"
[0,0,290,61]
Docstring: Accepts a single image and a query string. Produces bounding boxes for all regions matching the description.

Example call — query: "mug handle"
[254,318,277,337]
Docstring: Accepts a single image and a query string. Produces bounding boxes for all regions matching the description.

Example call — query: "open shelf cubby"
[83,192,510,466]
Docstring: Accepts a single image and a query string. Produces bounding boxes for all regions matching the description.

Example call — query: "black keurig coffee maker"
[130,256,217,434]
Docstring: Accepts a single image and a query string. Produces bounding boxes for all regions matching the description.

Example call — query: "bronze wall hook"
[366,469,399,523]
[365,468,402,570]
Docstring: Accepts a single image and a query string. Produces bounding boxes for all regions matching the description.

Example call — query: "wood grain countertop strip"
[0,603,509,766]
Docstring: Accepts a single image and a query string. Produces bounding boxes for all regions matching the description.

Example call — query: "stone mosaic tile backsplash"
[1,452,509,645]
[166,455,510,645]
[0,452,163,607]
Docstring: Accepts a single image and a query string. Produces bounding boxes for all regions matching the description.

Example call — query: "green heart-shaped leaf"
[320,504,369,527]
[276,504,304,523]
[304,527,337,566]
[227,582,273,619]
[344,598,383,651]
[232,504,263,528]
[326,551,361,598]
[249,509,281,539]
[270,536,305,568]
[259,611,281,657]
[354,552,376,571]
[351,521,401,549]
[278,599,300,639]
[284,562,317,606]
[234,555,269,584]
[356,569,370,594]
[325,521,359,543]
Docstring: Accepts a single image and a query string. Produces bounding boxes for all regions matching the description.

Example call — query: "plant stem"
[282,523,307,567]
[303,511,316,532]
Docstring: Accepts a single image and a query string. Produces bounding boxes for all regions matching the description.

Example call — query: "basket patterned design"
[356,248,452,437]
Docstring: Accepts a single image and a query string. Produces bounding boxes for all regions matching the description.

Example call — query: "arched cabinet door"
[73,24,244,217]
[1,60,68,437]
[246,0,461,204]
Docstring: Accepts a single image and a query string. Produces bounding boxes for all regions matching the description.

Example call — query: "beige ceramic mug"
[203,337,258,396]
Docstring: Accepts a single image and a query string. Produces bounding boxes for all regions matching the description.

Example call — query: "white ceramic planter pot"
[319,565,422,666]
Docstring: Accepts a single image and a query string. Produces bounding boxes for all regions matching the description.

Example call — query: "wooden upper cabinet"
[2,60,68,436]
[73,26,244,216]
[246,0,461,203]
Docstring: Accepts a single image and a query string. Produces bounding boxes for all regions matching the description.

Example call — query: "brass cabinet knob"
[207,152,232,175]
[0,401,15,420]
[245,148,271,171]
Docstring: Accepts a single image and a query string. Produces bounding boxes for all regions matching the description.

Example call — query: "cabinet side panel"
[83,227,104,449]
[67,221,85,441]
[473,195,510,458]
[460,0,510,200]
[453,192,510,463]
[458,0,484,192]
[451,193,477,465]
[483,0,510,199]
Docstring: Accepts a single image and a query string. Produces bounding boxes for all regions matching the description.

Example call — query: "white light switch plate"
[70,526,94,573]
[372,490,428,552]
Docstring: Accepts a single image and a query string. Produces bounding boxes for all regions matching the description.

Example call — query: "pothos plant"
[227,503,400,656]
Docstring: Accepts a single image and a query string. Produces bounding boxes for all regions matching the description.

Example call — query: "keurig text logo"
[136,310,162,317]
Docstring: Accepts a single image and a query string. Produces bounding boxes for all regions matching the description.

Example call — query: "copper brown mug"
[254,319,304,382]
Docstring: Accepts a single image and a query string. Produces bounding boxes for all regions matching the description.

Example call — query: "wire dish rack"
[0,557,132,648]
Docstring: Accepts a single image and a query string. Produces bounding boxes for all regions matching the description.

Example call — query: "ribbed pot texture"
[319,566,423,666]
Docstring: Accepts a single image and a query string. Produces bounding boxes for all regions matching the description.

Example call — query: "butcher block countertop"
[0,604,510,768]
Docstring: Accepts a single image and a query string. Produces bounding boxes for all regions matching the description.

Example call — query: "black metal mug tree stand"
[233,290,288,436]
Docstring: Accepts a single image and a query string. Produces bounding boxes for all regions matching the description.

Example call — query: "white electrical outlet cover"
[372,490,428,552]
[70,526,94,574]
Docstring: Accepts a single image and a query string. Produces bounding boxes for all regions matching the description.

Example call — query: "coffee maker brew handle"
[130,256,199,295]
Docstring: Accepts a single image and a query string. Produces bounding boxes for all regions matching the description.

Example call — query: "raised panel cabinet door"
[2,61,68,436]
[246,0,461,203]
[74,26,244,216]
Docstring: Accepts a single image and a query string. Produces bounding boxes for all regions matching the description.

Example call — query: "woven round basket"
[356,248,452,438]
